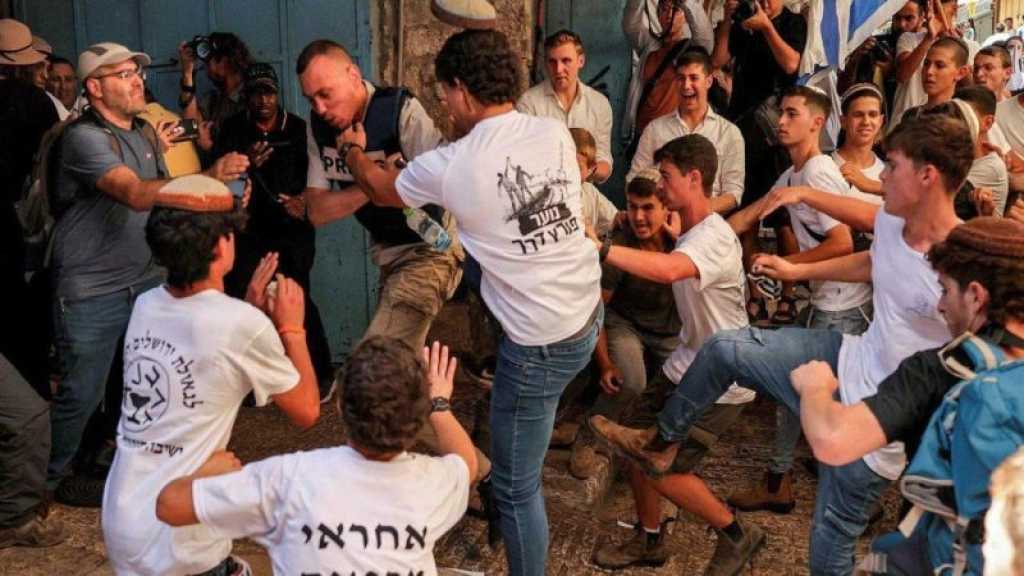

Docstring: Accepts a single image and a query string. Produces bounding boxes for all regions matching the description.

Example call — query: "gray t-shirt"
[51,117,166,299]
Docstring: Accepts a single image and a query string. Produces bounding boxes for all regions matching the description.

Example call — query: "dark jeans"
[48,278,159,487]
[226,233,334,382]
[0,354,50,528]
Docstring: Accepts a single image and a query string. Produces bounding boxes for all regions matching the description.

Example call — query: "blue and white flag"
[800,0,905,75]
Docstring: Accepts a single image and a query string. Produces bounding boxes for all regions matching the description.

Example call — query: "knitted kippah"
[945,217,1024,258]
[634,167,662,183]
[430,0,497,30]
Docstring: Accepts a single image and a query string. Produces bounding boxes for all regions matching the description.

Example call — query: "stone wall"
[375,0,534,137]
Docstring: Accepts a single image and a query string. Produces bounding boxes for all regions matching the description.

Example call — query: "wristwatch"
[338,142,363,163]
[598,235,613,262]
[430,396,451,413]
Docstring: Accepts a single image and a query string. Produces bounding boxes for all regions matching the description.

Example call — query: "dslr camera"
[731,0,759,24]
[186,35,214,61]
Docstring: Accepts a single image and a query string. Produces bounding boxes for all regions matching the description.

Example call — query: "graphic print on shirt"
[497,147,580,255]
[119,330,200,457]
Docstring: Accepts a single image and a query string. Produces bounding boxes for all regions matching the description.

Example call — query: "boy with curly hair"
[156,337,478,576]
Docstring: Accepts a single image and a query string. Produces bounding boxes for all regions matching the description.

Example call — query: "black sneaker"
[54,474,105,508]
[704,519,766,576]
[476,476,502,549]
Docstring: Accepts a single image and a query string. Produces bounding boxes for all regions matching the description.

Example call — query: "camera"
[186,35,214,62]
[731,0,758,24]
[869,35,895,61]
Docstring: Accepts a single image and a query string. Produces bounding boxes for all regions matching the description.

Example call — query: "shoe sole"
[594,556,669,570]
[728,500,796,514]
[588,422,669,478]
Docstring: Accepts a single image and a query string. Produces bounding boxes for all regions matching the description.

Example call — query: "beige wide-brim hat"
[156,175,235,213]
[78,42,151,80]
[0,19,47,66]
[31,35,52,57]
[431,0,498,29]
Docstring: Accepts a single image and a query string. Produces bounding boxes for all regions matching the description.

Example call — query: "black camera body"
[186,35,214,61]
[869,34,895,61]
[731,0,758,24]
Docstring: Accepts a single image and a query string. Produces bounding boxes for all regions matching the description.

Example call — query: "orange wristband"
[277,326,306,337]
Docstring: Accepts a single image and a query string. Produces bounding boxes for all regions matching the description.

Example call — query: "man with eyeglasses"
[46,42,249,506]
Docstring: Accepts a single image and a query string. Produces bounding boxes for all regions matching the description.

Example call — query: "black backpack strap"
[636,39,691,133]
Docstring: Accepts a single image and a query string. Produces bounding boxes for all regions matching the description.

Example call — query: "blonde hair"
[569,127,596,167]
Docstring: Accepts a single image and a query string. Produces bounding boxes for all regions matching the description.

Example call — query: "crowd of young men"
[2,0,1024,575]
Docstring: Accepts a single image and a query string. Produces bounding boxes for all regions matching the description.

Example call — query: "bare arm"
[784,225,853,265]
[156,451,243,527]
[712,18,733,70]
[761,186,879,232]
[96,152,248,211]
[710,193,738,215]
[425,342,480,482]
[896,32,933,83]
[604,245,699,284]
[265,277,320,430]
[304,185,370,227]
[791,362,888,466]
[756,250,872,284]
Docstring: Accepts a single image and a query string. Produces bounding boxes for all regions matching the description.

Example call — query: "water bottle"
[403,207,451,251]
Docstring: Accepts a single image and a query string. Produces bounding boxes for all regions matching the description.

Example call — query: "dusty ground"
[0,301,902,575]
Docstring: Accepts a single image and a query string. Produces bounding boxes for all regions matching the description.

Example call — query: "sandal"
[746,298,769,326]
[770,296,798,325]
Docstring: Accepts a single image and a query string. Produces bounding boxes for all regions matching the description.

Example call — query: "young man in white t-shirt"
[101,176,320,576]
[335,29,602,576]
[956,86,1011,216]
[592,114,971,575]
[832,84,886,204]
[589,134,762,575]
[891,0,977,127]
[156,337,478,576]
[725,86,871,516]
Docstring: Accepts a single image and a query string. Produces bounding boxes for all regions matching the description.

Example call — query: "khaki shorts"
[621,370,744,474]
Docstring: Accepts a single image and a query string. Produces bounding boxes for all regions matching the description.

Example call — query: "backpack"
[16,107,161,270]
[866,330,1024,575]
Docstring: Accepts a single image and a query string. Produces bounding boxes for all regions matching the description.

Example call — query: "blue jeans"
[656,326,888,575]
[490,307,601,576]
[771,303,873,474]
[48,280,159,487]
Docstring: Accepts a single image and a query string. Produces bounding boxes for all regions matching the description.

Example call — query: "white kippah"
[430,0,498,30]
[156,174,235,213]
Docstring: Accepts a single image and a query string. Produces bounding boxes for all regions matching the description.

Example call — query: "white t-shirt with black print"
[192,446,470,576]
[396,110,602,346]
[102,287,299,576]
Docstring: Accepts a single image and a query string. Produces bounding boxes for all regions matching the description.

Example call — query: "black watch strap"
[430,396,451,413]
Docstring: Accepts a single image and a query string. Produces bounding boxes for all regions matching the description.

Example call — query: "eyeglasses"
[94,68,147,82]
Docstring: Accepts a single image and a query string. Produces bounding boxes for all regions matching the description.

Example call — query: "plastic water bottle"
[404,207,451,251]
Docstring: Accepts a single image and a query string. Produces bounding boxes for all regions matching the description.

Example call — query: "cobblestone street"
[0,302,902,575]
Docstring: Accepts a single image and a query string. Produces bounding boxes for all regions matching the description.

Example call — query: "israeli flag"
[799,0,904,149]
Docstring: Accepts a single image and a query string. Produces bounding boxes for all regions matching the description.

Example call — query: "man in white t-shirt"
[626,47,745,215]
[590,134,762,575]
[955,87,1011,217]
[156,338,478,576]
[891,0,977,127]
[974,45,1013,102]
[517,29,614,184]
[101,176,321,576]
[832,84,886,204]
[335,30,602,576]
[724,86,871,516]
[592,114,970,575]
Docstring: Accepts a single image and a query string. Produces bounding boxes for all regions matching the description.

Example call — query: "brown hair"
[569,127,596,166]
[654,134,718,195]
[884,115,973,194]
[781,85,833,118]
[928,218,1024,326]
[340,336,430,454]
[296,39,351,75]
[544,29,584,54]
[627,171,667,204]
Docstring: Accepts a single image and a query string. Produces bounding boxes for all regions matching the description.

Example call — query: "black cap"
[244,62,279,93]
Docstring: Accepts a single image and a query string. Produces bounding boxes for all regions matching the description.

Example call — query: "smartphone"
[228,174,248,199]
[170,118,199,142]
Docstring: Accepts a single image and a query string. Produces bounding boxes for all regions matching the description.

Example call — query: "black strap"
[636,39,691,127]
[980,324,1024,350]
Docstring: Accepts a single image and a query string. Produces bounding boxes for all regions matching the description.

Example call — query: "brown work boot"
[704,519,766,576]
[569,441,608,479]
[593,525,669,569]
[0,511,67,549]
[589,415,679,476]
[727,470,795,514]
[549,420,579,448]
